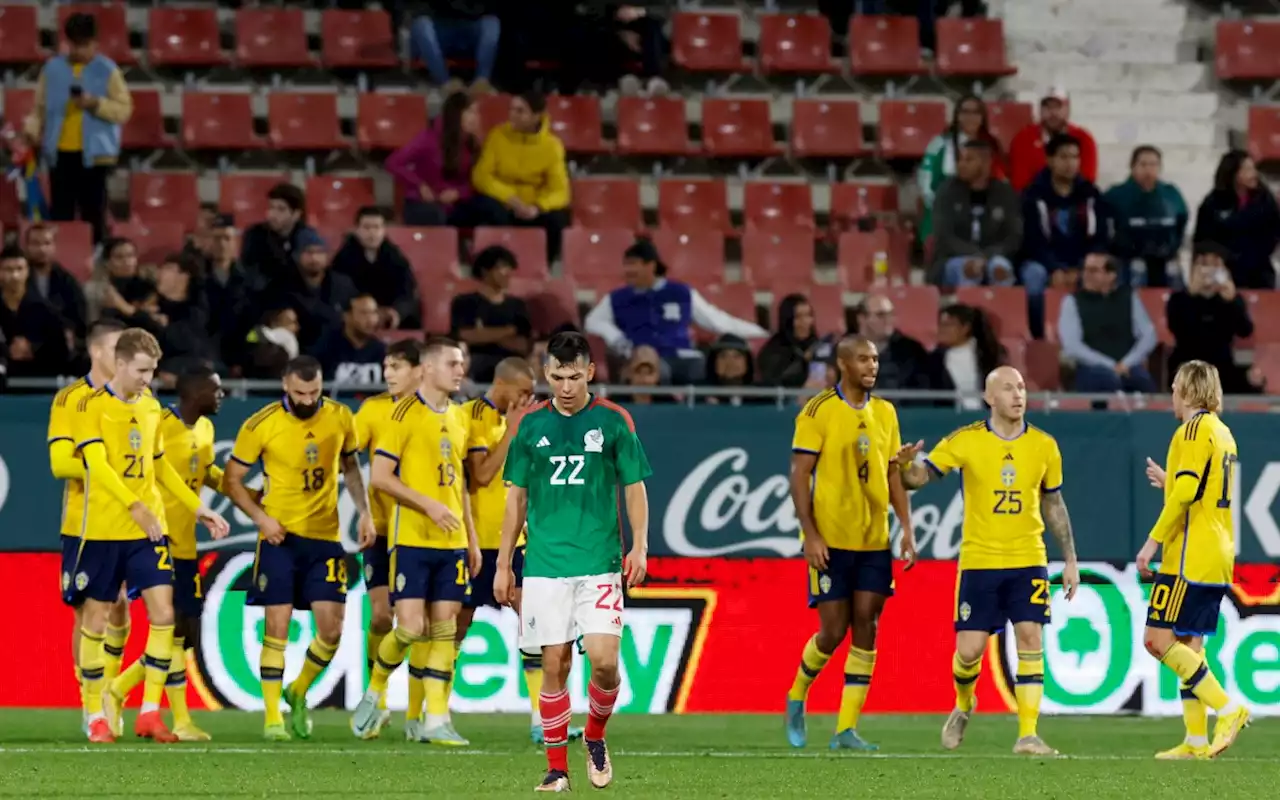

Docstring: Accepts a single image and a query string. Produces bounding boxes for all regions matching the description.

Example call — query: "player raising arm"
[1134,361,1249,759]
[494,332,651,793]
[897,366,1079,756]
[785,336,917,752]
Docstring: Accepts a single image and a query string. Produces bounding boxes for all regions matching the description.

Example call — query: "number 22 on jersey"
[549,455,585,486]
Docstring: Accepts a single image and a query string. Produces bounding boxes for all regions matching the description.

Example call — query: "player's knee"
[590,658,618,686]
[814,628,844,654]
[316,619,343,645]
[1143,632,1170,659]
[107,600,131,628]
[370,607,393,635]
[851,617,878,649]
[148,605,175,628]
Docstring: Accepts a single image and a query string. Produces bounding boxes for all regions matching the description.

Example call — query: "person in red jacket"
[1008,86,1098,192]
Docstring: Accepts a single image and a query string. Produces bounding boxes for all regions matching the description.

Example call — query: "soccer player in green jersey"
[494,332,652,793]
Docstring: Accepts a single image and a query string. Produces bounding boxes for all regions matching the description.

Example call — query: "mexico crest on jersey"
[584,428,605,453]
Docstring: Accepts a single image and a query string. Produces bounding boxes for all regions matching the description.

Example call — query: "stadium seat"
[1001,336,1028,375]
[1023,339,1062,391]
[58,4,135,66]
[130,172,199,227]
[31,221,94,282]
[790,283,847,335]
[1215,20,1280,81]
[357,93,428,151]
[148,8,226,68]
[743,181,814,232]
[1248,105,1280,164]
[2,87,34,130]
[837,229,897,290]
[657,179,732,234]
[648,229,726,286]
[1242,290,1280,345]
[616,96,694,156]
[934,18,1016,78]
[181,92,260,150]
[829,181,899,230]
[425,278,480,333]
[121,90,169,151]
[219,173,290,226]
[571,179,643,231]
[377,329,426,346]
[986,101,1034,153]
[877,100,948,160]
[112,219,186,265]
[474,93,511,137]
[320,10,399,69]
[1137,288,1174,347]
[235,8,314,69]
[548,95,608,155]
[884,285,940,346]
[562,228,635,288]
[305,176,375,230]
[0,5,42,65]
[671,12,747,73]
[741,229,814,291]
[386,226,462,287]
[510,277,580,336]
[848,15,927,76]
[789,99,868,159]
[955,286,1029,341]
[757,14,838,74]
[701,98,779,158]
[268,93,345,151]
[700,283,758,328]
[472,227,550,280]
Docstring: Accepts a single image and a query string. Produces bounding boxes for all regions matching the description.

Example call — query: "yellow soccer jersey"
[355,392,400,537]
[48,376,96,537]
[464,396,526,550]
[159,410,218,560]
[230,398,358,542]
[925,420,1063,571]
[792,388,901,551]
[1155,412,1237,585]
[380,393,468,550]
[72,387,167,541]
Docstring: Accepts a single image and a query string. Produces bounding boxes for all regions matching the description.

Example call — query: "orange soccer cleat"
[135,710,179,743]
[87,717,115,743]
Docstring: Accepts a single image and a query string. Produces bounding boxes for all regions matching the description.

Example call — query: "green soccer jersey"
[504,397,652,579]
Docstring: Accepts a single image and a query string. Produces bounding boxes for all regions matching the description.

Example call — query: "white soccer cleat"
[404,718,424,742]
[585,739,613,788]
[349,689,383,739]
[534,770,571,792]
[1012,735,1059,756]
[940,707,970,751]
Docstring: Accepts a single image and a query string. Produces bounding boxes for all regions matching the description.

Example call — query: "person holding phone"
[1166,242,1264,394]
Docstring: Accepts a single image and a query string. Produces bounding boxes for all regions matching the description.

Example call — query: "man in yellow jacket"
[469,90,572,262]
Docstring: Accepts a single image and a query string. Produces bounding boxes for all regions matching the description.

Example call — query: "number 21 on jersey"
[549,455,584,485]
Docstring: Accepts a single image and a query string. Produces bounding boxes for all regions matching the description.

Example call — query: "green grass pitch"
[0,711,1277,798]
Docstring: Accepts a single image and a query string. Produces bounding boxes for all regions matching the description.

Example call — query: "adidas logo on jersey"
[1003,453,1014,461]
[305,431,316,439]
[858,422,866,429]
[536,436,551,448]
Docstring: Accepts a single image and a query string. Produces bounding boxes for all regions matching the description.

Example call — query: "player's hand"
[624,546,647,587]
[891,440,926,471]
[493,566,515,607]
[899,534,918,571]
[425,500,461,532]
[505,394,538,431]
[1135,537,1159,579]
[197,506,230,540]
[357,511,377,549]
[130,502,164,542]
[468,544,483,580]
[1145,457,1166,489]
[1060,560,1080,601]
[259,515,286,545]
[802,534,829,572]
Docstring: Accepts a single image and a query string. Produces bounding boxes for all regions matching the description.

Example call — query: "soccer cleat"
[404,718,424,742]
[829,729,879,752]
[585,738,613,788]
[103,689,125,738]
[785,698,807,748]
[1012,735,1059,756]
[173,723,212,742]
[376,709,392,734]
[422,722,470,747]
[87,717,115,743]
[535,770,571,793]
[283,685,313,740]
[263,723,291,742]
[941,707,970,751]
[349,689,383,739]
[1155,742,1210,760]
[1209,706,1251,758]
[134,710,179,743]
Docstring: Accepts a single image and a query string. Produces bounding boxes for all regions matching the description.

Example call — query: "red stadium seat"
[305,176,375,230]
[1001,336,1028,373]
[268,93,345,151]
[58,4,135,66]
[1023,339,1061,391]
[743,182,814,232]
[148,8,226,68]
[986,101,1034,153]
[741,229,814,291]
[122,90,170,150]
[1216,20,1280,81]
[27,221,94,282]
[1242,290,1280,345]
[357,93,428,151]
[878,100,948,160]
[320,10,399,69]
[837,229,897,290]
[616,96,694,156]
[474,93,511,137]
[219,174,290,226]
[548,95,608,155]
[671,12,747,73]
[235,8,314,69]
[701,98,779,158]
[386,226,462,287]
[883,285,940,347]
[2,87,34,130]
[571,179,643,231]
[657,179,731,234]
[510,277,580,336]
[789,99,868,159]
[955,286,1029,341]
[700,283,758,327]
[426,278,479,333]
[849,15,926,76]
[648,229,726,286]
[934,18,1016,78]
[773,282,846,335]
[757,14,837,74]
[181,92,260,150]
[112,219,186,265]
[130,172,199,227]
[1043,288,1066,344]
[1249,105,1280,164]
[471,227,550,280]
[829,181,899,231]
[1137,288,1175,347]
[0,5,43,65]
[562,228,634,287]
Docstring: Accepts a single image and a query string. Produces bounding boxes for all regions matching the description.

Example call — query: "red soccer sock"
[585,680,620,741]
[540,689,572,772]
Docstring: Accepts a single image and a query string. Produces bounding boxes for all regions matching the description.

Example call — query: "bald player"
[898,366,1080,756]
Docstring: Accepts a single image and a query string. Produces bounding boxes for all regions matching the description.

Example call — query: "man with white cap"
[1009,86,1098,192]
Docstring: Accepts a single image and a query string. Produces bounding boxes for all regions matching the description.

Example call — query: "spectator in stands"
[1193,150,1280,290]
[450,245,533,382]
[242,307,299,380]
[584,239,767,384]
[857,292,933,392]
[619,345,666,405]
[1167,243,1262,394]
[1104,146,1188,288]
[152,254,216,381]
[24,13,133,244]
[202,215,254,360]
[409,1,501,96]
[918,95,1006,246]
[331,207,420,330]
[471,91,572,261]
[23,224,87,342]
[266,231,358,352]
[239,183,318,283]
[1058,253,1157,393]
[183,202,221,274]
[600,5,670,97]
[1008,87,1098,193]
[703,335,764,406]
[386,92,483,227]
[0,245,72,377]
[84,237,156,325]
[316,295,388,386]
[757,293,831,388]
[934,140,1022,288]
[927,303,1003,409]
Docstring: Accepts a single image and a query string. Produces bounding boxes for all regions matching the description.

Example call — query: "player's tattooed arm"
[341,453,370,515]
[1042,490,1080,599]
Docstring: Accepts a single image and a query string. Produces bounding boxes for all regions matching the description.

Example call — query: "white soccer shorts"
[519,573,624,653]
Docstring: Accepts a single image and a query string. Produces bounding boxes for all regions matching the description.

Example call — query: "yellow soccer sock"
[165,636,191,728]
[1161,642,1231,711]
[1180,682,1208,746]
[787,635,834,702]
[407,641,430,722]
[371,628,418,695]
[103,623,129,686]
[836,647,875,733]
[365,629,383,676]
[111,660,145,700]
[79,628,106,718]
[424,621,457,722]
[288,636,338,700]
[523,653,544,723]
[260,635,287,727]
[1014,649,1044,739]
[73,664,85,710]
[952,652,982,713]
[140,624,175,713]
